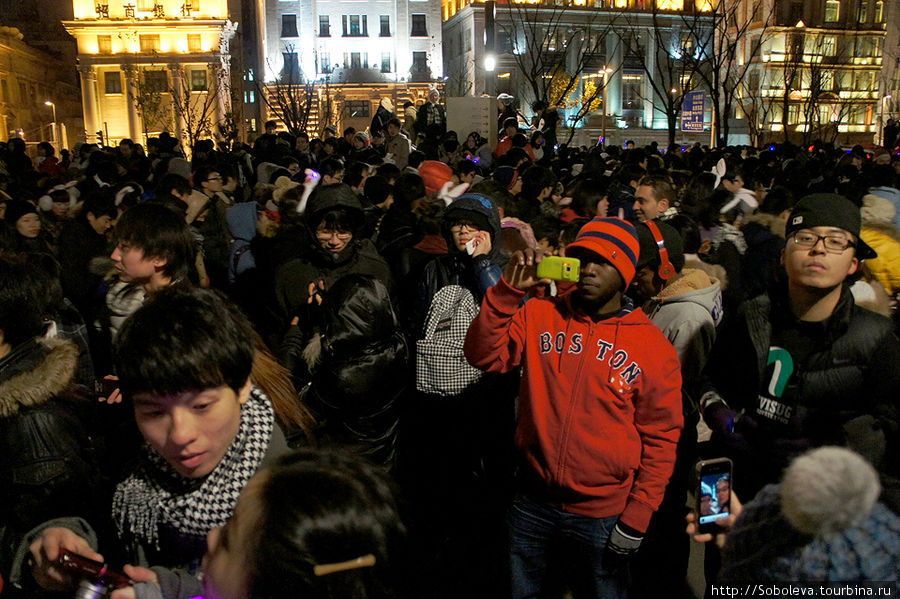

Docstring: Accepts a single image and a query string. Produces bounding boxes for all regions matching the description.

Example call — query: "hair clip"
[313,554,376,577]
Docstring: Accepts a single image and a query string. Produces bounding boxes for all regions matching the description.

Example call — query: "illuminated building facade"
[261,0,444,135]
[0,24,83,146]
[442,0,716,145]
[740,0,898,146]
[63,0,236,146]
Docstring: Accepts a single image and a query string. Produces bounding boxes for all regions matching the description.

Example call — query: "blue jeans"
[508,494,627,599]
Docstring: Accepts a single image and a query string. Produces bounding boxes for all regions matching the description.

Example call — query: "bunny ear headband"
[711,158,727,189]
[438,181,469,206]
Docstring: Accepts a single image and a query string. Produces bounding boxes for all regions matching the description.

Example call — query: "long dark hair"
[249,449,408,599]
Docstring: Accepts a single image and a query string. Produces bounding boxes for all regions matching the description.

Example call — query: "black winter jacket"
[297,275,407,467]
[701,286,900,509]
[0,338,101,577]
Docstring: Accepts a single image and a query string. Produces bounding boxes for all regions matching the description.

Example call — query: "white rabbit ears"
[711,158,727,189]
[437,181,469,206]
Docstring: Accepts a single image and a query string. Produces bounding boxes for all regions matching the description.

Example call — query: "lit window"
[104,71,122,94]
[822,35,836,55]
[824,0,840,22]
[344,100,370,118]
[857,1,868,22]
[97,35,112,54]
[874,0,884,21]
[187,34,202,52]
[656,0,683,9]
[139,35,160,52]
[190,69,208,91]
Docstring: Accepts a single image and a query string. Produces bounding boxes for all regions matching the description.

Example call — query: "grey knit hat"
[720,447,900,587]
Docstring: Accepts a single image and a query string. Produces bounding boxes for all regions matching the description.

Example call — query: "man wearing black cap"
[699,193,900,512]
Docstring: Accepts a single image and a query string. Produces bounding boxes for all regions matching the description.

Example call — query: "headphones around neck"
[644,220,675,281]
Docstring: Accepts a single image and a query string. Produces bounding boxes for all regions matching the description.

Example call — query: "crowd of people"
[0,90,898,599]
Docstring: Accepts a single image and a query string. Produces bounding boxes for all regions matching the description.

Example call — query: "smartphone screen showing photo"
[699,471,731,526]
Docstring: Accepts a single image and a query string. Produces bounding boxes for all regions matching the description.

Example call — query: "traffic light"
[96,130,104,145]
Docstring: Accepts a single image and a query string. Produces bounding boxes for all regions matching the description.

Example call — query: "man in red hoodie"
[464,216,683,598]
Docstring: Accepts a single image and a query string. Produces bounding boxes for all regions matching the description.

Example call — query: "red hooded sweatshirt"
[464,278,683,533]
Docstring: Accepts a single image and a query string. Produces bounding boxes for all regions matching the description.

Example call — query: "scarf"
[112,387,274,550]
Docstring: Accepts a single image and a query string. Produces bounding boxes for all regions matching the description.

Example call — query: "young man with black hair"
[464,217,683,598]
[318,157,345,186]
[58,193,118,326]
[700,193,900,512]
[23,286,292,598]
[111,202,196,294]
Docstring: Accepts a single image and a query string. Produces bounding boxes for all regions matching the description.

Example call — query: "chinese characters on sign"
[681,90,706,132]
[95,2,110,18]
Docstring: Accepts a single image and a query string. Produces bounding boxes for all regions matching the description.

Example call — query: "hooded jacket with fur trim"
[0,337,101,572]
[464,278,683,532]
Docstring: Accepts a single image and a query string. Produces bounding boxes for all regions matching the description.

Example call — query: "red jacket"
[464,278,683,532]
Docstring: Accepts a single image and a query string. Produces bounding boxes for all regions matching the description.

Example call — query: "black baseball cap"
[786,194,877,260]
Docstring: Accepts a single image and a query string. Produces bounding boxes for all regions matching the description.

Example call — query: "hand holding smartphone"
[535,256,580,283]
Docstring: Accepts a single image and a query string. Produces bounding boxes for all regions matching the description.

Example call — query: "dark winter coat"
[0,338,101,577]
[370,106,393,138]
[299,275,407,467]
[607,181,639,225]
[58,217,110,319]
[700,285,900,510]
[740,213,785,300]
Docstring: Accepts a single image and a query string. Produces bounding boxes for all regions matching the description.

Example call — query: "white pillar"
[168,63,186,145]
[123,65,142,141]
[78,64,100,143]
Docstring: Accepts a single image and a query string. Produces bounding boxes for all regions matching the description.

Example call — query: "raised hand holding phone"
[503,249,552,290]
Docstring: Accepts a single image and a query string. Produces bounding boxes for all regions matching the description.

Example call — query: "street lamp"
[44,100,58,149]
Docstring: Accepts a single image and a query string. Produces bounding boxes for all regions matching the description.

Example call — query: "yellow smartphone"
[536,256,580,283]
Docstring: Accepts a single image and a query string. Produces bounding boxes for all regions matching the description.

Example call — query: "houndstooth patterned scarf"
[111,387,274,550]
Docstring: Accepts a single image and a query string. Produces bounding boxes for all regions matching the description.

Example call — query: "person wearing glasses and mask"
[698,194,900,514]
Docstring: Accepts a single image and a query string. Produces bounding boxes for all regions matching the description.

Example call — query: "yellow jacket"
[861,224,900,294]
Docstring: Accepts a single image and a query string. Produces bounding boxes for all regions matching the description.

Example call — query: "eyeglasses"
[450,221,481,233]
[791,230,855,253]
[206,175,222,182]
[316,228,352,241]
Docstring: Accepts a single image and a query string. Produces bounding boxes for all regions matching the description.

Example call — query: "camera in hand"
[56,549,130,598]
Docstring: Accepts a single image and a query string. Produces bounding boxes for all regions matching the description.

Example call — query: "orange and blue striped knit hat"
[564,217,640,287]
